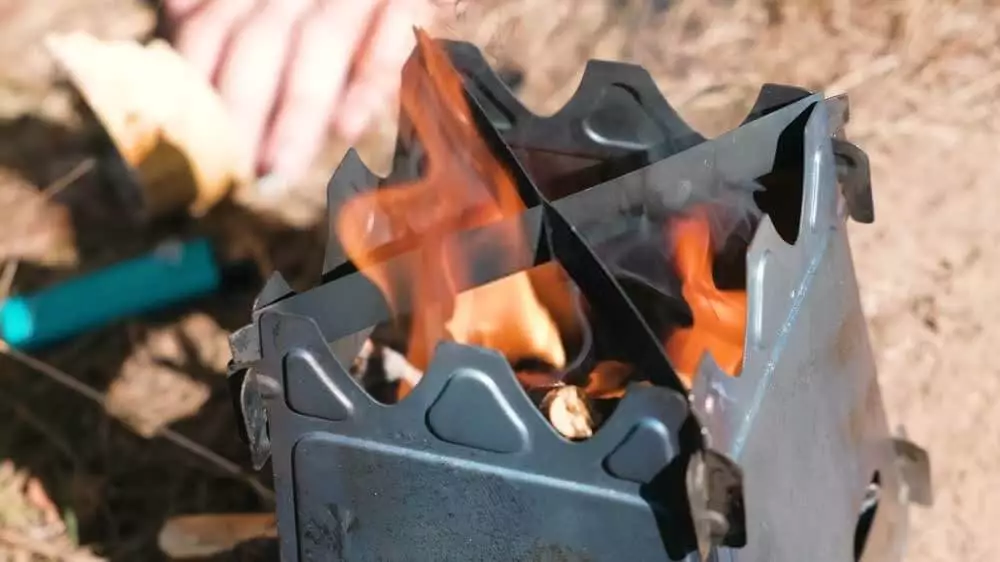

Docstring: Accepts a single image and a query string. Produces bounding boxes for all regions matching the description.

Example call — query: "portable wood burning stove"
[227,32,931,562]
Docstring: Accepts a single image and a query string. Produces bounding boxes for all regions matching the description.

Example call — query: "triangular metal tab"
[742,83,813,125]
[253,271,293,311]
[323,149,381,276]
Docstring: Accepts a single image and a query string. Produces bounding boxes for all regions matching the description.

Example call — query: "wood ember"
[528,385,603,440]
[351,339,422,387]
[350,339,375,376]
[350,339,424,403]
[380,345,423,386]
[351,338,620,440]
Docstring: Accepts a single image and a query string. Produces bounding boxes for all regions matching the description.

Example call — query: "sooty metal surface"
[227,38,931,562]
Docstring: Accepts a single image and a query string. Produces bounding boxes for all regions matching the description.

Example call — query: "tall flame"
[335,30,565,397]
[665,208,747,386]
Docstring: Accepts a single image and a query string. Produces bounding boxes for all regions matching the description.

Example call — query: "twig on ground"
[951,70,1000,105]
[826,54,900,95]
[0,341,274,504]
[0,390,80,465]
[42,158,96,200]
[0,260,18,301]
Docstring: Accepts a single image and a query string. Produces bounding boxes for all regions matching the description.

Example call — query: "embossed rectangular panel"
[292,435,669,561]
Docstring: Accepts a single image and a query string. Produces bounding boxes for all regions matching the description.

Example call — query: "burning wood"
[350,338,374,377]
[349,338,424,404]
[353,335,620,440]
[528,385,602,440]
[351,338,422,388]
[381,345,424,387]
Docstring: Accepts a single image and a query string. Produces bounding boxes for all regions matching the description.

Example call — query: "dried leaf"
[106,347,210,438]
[105,366,210,439]
[0,460,95,560]
[158,513,277,559]
[0,169,77,266]
[24,477,62,529]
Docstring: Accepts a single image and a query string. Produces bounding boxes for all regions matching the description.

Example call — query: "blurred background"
[0,0,995,559]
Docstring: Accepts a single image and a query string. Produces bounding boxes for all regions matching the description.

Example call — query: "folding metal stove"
[227,36,931,562]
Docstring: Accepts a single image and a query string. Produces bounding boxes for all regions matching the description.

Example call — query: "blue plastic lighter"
[0,238,239,350]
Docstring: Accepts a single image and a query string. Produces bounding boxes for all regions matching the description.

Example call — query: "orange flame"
[665,208,747,386]
[336,30,565,398]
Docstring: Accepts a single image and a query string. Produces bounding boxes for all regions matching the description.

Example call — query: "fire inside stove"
[341,32,756,440]
[228,27,929,562]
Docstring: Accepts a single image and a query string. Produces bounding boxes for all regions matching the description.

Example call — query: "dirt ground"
[0,0,994,560]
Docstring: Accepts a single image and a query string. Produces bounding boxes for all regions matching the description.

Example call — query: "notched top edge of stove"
[233,94,835,373]
[254,308,694,491]
[320,38,826,277]
[443,39,707,154]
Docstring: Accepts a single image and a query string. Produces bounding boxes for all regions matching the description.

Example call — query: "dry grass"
[437,0,1000,140]
[0,0,997,559]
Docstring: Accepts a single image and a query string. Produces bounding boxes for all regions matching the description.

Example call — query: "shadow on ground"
[0,113,324,560]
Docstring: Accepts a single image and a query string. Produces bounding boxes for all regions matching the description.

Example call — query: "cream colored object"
[45,32,252,218]
[157,513,277,559]
[540,385,599,440]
